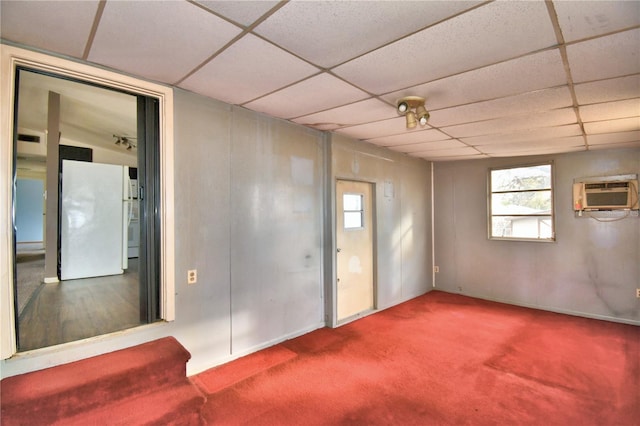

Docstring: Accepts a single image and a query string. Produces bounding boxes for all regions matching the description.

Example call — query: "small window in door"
[343,193,364,229]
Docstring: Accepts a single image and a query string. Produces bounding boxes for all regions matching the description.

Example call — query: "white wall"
[434,148,640,324]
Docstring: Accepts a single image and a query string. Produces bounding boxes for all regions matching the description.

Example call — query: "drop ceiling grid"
[332,1,558,95]
[0,0,638,161]
[0,0,100,58]
[178,34,320,105]
[88,1,243,84]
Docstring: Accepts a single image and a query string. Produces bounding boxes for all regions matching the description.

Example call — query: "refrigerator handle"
[139,185,144,200]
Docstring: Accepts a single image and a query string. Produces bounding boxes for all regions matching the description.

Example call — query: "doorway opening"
[12,68,160,351]
[335,179,376,322]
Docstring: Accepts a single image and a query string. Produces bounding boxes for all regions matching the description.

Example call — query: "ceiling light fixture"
[396,96,429,129]
[113,134,137,150]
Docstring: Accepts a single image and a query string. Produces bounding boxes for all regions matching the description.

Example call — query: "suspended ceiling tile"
[429,154,488,162]
[429,86,573,127]
[566,28,640,83]
[253,1,482,69]
[194,1,280,26]
[293,99,395,129]
[383,49,568,110]
[88,1,242,84]
[334,1,557,94]
[414,146,482,158]
[0,0,100,58]
[553,0,640,43]
[335,117,408,140]
[243,73,369,119]
[387,140,465,154]
[574,75,640,105]
[587,130,640,145]
[580,99,640,122]
[443,108,577,138]
[179,34,318,105]
[589,141,640,150]
[366,128,452,147]
[461,124,582,146]
[479,136,585,154]
[584,117,640,134]
[489,146,585,157]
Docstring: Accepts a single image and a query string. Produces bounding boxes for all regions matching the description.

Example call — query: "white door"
[336,180,374,321]
[60,160,125,280]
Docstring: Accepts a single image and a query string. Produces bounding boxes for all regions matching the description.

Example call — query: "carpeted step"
[54,379,205,426]
[1,337,200,424]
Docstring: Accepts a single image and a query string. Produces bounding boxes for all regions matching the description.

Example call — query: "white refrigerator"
[60,160,132,280]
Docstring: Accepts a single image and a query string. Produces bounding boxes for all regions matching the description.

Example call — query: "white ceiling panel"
[429,86,573,127]
[589,141,640,151]
[587,131,640,146]
[387,140,465,154]
[584,117,640,135]
[382,49,568,110]
[253,1,482,69]
[367,129,452,147]
[194,1,280,26]
[567,28,640,83]
[414,147,482,158]
[0,1,100,58]
[88,1,242,84]
[579,99,640,123]
[443,108,578,139]
[574,75,640,105]
[243,73,369,119]
[489,146,585,157]
[5,0,639,162]
[179,34,318,105]
[461,124,583,146]
[334,1,557,94]
[336,117,409,140]
[553,0,640,43]
[293,99,395,130]
[479,136,585,154]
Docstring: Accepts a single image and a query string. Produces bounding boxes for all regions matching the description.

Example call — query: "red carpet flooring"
[195,291,639,425]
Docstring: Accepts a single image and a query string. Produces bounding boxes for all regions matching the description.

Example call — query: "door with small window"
[336,180,374,321]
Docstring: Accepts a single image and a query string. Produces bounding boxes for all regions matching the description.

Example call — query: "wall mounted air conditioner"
[17,128,46,157]
[573,179,639,211]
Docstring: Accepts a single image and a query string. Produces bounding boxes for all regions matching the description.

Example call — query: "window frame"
[0,44,175,359]
[342,192,365,230]
[488,161,556,242]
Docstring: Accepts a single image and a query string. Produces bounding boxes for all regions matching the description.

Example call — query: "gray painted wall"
[434,148,640,323]
[1,88,434,378]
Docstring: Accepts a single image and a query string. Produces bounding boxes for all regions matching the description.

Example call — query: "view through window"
[489,163,554,241]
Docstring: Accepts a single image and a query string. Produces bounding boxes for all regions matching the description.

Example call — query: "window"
[343,193,364,229]
[489,163,554,241]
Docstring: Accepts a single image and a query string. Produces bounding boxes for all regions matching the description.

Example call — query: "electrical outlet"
[434,266,439,273]
[637,288,640,298]
[187,269,197,284]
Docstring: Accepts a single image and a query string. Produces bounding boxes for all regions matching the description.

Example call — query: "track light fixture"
[396,96,429,129]
[113,134,137,151]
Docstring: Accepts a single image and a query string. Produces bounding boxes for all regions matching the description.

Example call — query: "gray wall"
[0,87,435,378]
[434,148,640,323]
[330,135,433,317]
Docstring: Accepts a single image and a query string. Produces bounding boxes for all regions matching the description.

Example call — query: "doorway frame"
[332,178,378,326]
[0,44,175,359]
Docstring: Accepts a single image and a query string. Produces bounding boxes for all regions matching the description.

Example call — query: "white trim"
[0,45,175,360]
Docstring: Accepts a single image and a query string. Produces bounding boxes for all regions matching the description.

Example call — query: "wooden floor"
[17,260,141,351]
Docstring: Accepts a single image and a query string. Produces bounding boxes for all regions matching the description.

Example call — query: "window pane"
[492,165,551,192]
[492,190,552,215]
[491,216,553,239]
[344,212,363,229]
[343,193,362,211]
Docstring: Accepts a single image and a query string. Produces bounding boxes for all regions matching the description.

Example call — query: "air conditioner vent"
[18,133,41,143]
